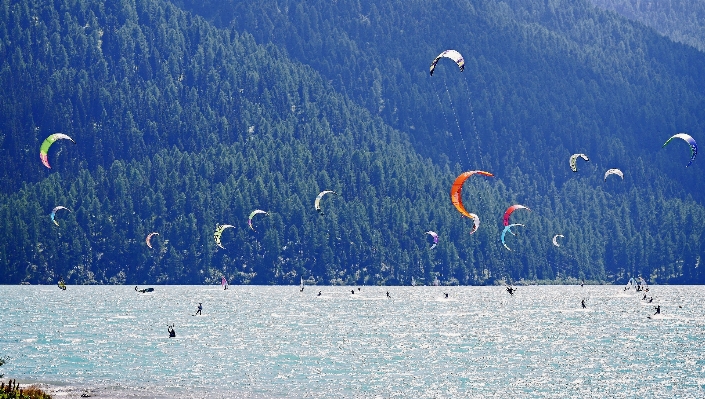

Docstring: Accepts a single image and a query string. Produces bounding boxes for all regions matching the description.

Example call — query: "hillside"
[0,0,703,285]
[588,0,705,52]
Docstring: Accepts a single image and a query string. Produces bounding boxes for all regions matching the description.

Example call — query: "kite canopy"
[503,205,531,226]
[314,190,337,215]
[569,153,589,172]
[214,224,235,249]
[450,171,494,219]
[248,209,268,231]
[552,234,565,247]
[40,133,75,169]
[604,168,624,181]
[146,232,159,249]
[429,50,465,76]
[425,231,439,249]
[50,206,70,226]
[662,133,697,167]
[501,223,524,251]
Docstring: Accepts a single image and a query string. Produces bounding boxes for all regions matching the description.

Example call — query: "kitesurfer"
[506,286,515,296]
[168,324,176,338]
[653,305,661,315]
[317,291,322,296]
[196,303,202,315]
[351,290,355,294]
[581,299,586,309]
[642,294,647,300]
[444,293,449,298]
[386,291,391,299]
[58,276,67,291]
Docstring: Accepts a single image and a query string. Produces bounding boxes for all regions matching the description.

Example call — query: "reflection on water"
[1,285,703,398]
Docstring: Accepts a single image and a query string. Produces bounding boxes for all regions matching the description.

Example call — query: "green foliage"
[0,379,52,399]
[0,0,703,285]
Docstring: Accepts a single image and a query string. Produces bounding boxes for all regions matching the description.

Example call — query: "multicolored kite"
[40,133,75,169]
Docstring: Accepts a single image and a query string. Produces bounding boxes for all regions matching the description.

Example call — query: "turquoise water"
[1,285,704,398]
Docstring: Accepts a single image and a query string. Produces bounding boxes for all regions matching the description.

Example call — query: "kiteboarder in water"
[506,286,516,296]
[653,305,661,315]
[196,303,202,315]
[386,291,391,299]
[581,299,587,309]
[444,293,449,298]
[168,324,176,338]
[317,291,322,296]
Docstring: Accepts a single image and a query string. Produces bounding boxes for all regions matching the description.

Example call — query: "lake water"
[1,285,704,398]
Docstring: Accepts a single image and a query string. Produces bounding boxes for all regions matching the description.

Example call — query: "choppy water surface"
[1,285,704,398]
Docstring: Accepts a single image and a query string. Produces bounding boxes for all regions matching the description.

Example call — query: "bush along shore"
[1,379,52,399]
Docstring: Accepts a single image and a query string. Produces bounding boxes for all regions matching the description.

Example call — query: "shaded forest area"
[1,0,703,285]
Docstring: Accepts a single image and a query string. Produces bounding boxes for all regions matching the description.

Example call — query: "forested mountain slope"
[588,0,705,52]
[0,0,703,285]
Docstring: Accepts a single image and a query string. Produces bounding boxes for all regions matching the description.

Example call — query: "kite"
[248,210,268,231]
[569,153,589,172]
[501,223,524,251]
[604,168,624,181]
[503,204,531,227]
[50,206,70,226]
[40,133,75,169]
[552,234,564,247]
[315,190,337,215]
[214,224,235,249]
[450,170,494,219]
[146,232,159,249]
[425,231,439,249]
[429,50,465,76]
[662,133,697,167]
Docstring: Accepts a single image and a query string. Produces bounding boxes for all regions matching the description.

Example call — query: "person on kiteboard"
[196,303,202,315]
[168,324,176,338]
[581,299,586,309]
[653,305,661,315]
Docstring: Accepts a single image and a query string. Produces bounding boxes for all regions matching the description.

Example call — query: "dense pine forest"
[588,0,705,51]
[1,0,703,285]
